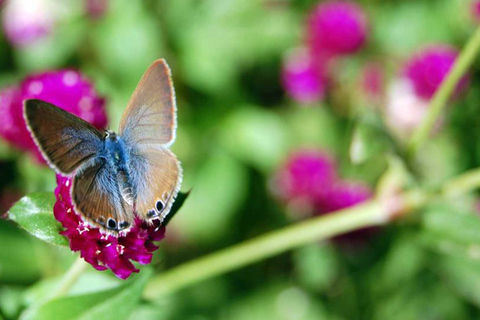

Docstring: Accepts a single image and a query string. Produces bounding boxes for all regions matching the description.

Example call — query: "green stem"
[442,168,480,198]
[143,191,426,299]
[48,257,87,301]
[407,26,480,156]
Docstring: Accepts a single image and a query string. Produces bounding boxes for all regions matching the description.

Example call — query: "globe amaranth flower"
[281,47,328,104]
[1,0,57,47]
[0,70,107,163]
[55,175,165,279]
[307,0,368,57]
[272,149,372,216]
[404,45,469,100]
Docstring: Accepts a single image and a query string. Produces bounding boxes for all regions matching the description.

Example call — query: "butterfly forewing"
[129,148,182,222]
[24,99,105,175]
[118,59,177,149]
[73,158,134,232]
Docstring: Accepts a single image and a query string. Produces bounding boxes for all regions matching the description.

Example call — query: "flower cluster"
[272,149,372,217]
[0,70,107,163]
[55,175,166,279]
[282,0,368,103]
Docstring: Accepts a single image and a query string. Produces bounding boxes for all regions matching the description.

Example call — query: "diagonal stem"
[143,190,427,299]
[407,26,480,156]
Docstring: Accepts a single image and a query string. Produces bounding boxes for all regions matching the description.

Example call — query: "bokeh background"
[2,0,480,319]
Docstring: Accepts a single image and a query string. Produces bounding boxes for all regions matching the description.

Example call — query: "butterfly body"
[24,60,182,235]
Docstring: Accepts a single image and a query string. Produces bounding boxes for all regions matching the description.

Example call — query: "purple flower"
[54,175,165,279]
[272,149,337,204]
[307,0,368,57]
[0,70,107,163]
[315,180,372,214]
[404,45,469,100]
[85,0,109,19]
[281,47,328,104]
[1,0,56,47]
[272,149,372,216]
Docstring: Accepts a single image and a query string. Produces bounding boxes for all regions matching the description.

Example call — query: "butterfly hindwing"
[118,59,177,150]
[72,157,134,232]
[24,99,105,175]
[129,148,182,222]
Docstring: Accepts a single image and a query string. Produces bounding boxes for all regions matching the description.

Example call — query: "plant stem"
[407,26,480,156]
[48,257,87,300]
[143,191,426,299]
[442,168,480,198]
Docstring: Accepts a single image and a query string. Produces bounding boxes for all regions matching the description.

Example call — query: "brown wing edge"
[23,99,104,175]
[118,59,177,147]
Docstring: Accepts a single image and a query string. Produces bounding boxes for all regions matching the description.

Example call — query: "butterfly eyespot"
[147,209,157,218]
[107,218,117,230]
[118,221,130,230]
[156,200,165,213]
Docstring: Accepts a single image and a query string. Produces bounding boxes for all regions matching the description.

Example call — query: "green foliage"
[2,0,480,319]
[20,269,151,320]
[7,192,67,246]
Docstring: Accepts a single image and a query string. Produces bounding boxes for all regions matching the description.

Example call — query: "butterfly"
[24,59,182,234]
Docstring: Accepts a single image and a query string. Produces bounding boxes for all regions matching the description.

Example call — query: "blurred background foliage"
[2,0,480,319]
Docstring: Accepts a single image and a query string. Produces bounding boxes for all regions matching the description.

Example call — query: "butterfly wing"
[129,148,182,222]
[73,158,134,232]
[24,99,105,175]
[118,59,177,149]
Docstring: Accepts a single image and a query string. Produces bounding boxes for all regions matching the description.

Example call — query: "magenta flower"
[1,0,56,47]
[55,175,165,279]
[272,149,337,204]
[281,48,328,104]
[307,0,368,57]
[0,70,107,163]
[404,45,469,100]
[272,149,372,216]
[315,180,372,214]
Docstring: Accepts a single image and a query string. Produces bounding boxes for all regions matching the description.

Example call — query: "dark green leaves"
[7,192,68,246]
[21,269,151,320]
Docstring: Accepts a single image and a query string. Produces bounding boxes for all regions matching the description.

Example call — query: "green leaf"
[433,255,480,308]
[21,269,151,320]
[162,191,190,227]
[8,192,68,246]
[422,205,480,246]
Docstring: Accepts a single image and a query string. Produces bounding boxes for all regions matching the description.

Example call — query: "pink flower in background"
[361,63,384,101]
[55,175,165,279]
[85,0,109,19]
[273,149,337,203]
[404,45,469,99]
[272,149,372,217]
[0,70,107,163]
[281,48,328,103]
[307,0,368,57]
[472,0,480,22]
[384,78,431,138]
[316,181,372,214]
[1,0,56,47]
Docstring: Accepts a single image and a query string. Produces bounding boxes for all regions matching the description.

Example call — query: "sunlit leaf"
[8,192,67,247]
[21,269,151,320]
